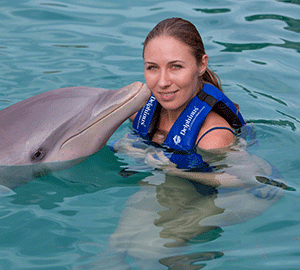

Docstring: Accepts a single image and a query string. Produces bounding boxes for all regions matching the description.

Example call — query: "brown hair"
[143,17,222,92]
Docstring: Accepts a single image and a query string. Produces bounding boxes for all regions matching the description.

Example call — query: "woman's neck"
[158,107,182,132]
[150,106,186,144]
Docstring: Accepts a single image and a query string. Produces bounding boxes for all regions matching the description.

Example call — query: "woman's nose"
[158,70,171,89]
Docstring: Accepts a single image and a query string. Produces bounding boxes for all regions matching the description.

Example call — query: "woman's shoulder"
[196,111,235,150]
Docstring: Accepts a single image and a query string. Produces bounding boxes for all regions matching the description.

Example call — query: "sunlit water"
[1,0,300,269]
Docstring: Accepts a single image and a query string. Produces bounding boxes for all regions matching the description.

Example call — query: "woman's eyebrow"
[144,61,157,65]
[169,60,185,64]
[144,60,185,65]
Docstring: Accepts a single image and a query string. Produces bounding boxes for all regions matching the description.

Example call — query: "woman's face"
[143,35,208,113]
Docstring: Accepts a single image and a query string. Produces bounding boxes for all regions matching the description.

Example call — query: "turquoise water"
[1,0,300,269]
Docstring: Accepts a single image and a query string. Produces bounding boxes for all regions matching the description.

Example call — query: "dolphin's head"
[0,82,151,165]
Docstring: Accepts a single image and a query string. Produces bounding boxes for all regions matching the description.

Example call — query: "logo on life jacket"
[180,106,200,136]
[140,96,156,127]
[173,135,181,145]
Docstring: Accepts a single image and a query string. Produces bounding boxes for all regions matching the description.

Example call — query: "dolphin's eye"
[31,148,46,162]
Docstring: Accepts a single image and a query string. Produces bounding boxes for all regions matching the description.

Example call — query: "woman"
[130,18,246,170]
[105,19,285,268]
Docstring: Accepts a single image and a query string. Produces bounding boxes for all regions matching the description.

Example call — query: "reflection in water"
[52,44,89,48]
[39,3,68,8]
[245,14,300,34]
[247,119,296,130]
[159,251,224,270]
[105,174,226,269]
[102,128,286,269]
[215,40,300,53]
[214,10,300,53]
[104,169,284,269]
[141,175,223,248]
[12,9,77,22]
[252,91,287,106]
[277,0,300,5]
[193,8,231,14]
[236,84,299,130]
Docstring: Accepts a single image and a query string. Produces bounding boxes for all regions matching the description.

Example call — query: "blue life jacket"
[132,83,246,171]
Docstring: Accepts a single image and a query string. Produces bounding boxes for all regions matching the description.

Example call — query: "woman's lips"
[159,90,178,101]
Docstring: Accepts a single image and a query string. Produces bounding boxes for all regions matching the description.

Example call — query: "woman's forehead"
[143,36,195,63]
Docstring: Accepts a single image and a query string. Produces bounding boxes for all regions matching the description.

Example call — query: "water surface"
[0,0,300,269]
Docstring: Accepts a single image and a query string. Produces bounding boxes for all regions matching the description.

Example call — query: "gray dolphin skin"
[0,82,150,189]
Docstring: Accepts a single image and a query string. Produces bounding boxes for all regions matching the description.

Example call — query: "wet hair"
[143,17,222,92]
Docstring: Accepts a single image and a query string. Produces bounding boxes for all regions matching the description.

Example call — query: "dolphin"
[0,82,150,189]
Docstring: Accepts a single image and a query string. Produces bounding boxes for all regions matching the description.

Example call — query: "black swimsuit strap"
[196,127,235,145]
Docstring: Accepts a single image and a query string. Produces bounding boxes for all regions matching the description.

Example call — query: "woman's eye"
[146,65,157,70]
[172,64,182,69]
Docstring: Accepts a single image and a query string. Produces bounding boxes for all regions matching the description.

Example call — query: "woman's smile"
[159,89,179,101]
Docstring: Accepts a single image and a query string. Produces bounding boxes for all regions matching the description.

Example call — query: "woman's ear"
[198,54,209,76]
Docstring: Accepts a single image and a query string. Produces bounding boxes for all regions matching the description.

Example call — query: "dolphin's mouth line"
[60,84,145,148]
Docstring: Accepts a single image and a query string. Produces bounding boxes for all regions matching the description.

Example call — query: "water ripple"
[246,14,300,34]
[1,0,300,269]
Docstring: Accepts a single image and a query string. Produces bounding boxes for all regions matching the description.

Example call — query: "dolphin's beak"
[59,82,151,158]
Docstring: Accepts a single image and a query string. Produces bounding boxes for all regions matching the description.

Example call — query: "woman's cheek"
[144,73,156,90]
